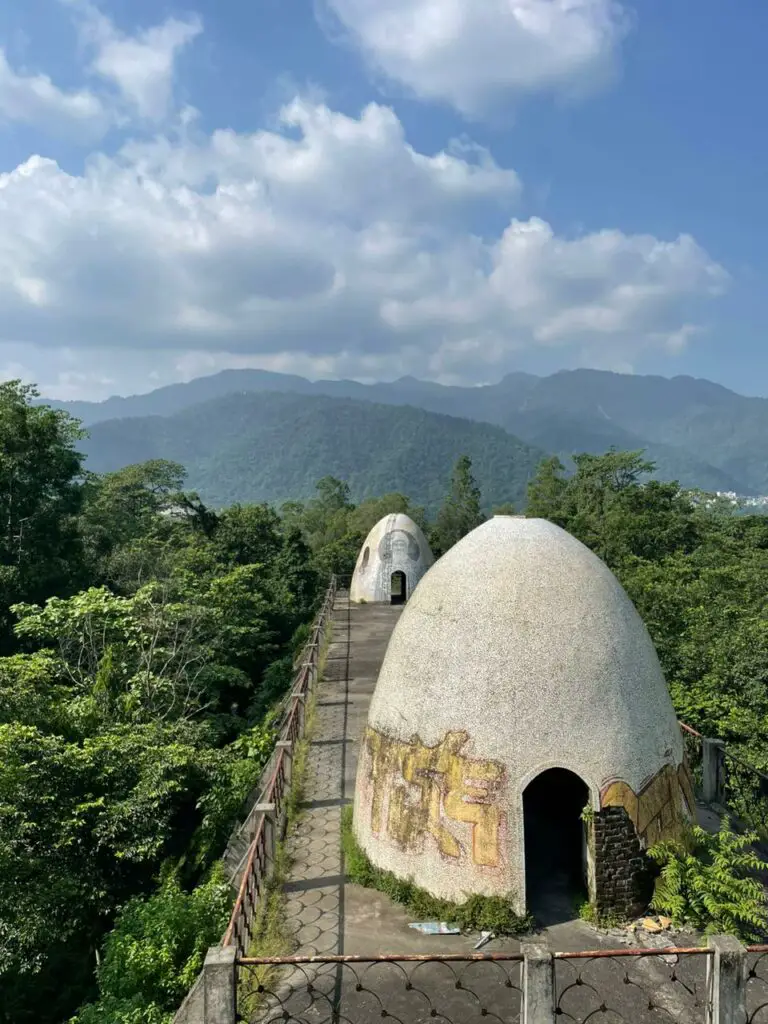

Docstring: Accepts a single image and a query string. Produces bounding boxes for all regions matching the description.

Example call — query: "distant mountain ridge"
[79,391,546,511]
[41,366,766,494]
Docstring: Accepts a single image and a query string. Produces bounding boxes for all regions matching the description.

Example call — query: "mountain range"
[41,367,768,499]
[76,392,545,511]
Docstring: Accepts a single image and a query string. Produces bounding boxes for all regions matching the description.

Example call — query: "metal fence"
[234,945,768,1024]
[681,721,704,794]
[747,949,768,1024]
[679,721,768,845]
[238,953,524,1024]
[221,575,338,957]
[553,947,711,1024]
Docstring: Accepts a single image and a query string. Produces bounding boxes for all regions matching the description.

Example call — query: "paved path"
[282,594,402,959]
[261,594,723,1024]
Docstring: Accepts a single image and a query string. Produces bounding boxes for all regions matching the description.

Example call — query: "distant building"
[353,516,693,920]
[350,513,434,605]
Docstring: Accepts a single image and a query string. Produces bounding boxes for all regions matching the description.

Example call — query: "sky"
[0,0,766,401]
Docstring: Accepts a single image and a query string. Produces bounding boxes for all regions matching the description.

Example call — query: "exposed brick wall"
[592,806,654,918]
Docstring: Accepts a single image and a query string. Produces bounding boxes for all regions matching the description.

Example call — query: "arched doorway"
[523,768,589,924]
[390,571,406,605]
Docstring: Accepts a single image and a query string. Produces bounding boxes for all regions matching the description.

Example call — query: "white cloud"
[318,0,630,117]
[66,0,202,120]
[0,3,201,139]
[0,48,107,136]
[0,98,726,397]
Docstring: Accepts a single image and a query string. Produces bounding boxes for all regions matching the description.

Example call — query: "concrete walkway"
[282,594,402,959]
[266,594,716,1024]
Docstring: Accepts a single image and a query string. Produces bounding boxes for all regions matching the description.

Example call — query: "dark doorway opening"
[390,571,406,605]
[523,768,589,925]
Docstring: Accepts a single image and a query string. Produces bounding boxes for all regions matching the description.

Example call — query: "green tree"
[0,381,86,644]
[524,455,569,523]
[210,503,283,568]
[491,502,517,517]
[0,720,235,1023]
[71,867,231,1024]
[526,449,698,569]
[80,461,217,592]
[430,455,485,555]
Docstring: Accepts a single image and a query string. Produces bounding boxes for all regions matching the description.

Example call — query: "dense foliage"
[0,383,321,1024]
[649,819,768,941]
[430,454,486,557]
[79,391,544,513]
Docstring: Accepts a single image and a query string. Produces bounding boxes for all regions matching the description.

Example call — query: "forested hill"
[44,366,764,494]
[80,391,546,511]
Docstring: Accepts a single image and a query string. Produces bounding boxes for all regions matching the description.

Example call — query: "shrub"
[71,864,232,1023]
[648,817,768,941]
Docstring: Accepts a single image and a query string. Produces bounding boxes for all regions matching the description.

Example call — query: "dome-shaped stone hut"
[350,513,434,606]
[353,516,694,919]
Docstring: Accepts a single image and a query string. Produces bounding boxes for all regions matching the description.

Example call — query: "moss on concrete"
[341,806,531,935]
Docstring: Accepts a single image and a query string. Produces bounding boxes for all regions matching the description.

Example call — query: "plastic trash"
[474,931,494,949]
[408,922,461,934]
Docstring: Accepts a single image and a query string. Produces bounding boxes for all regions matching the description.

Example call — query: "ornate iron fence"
[679,721,768,847]
[235,946,768,1024]
[554,947,712,1024]
[237,953,524,1024]
[747,948,768,1024]
[221,576,338,956]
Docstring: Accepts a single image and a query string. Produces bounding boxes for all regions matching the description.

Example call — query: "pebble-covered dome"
[349,513,434,604]
[353,516,692,915]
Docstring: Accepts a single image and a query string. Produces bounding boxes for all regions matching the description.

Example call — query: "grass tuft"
[341,806,532,935]
[237,615,331,1012]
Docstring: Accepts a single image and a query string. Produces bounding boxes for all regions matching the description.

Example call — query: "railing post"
[203,945,236,1024]
[276,740,293,787]
[706,935,747,1024]
[292,691,306,733]
[703,738,726,805]
[523,943,555,1024]
[254,803,276,866]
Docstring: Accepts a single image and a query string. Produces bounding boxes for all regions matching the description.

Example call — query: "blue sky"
[0,0,765,399]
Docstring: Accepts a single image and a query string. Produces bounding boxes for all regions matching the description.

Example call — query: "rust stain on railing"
[237,946,717,966]
[679,721,702,738]
[221,575,338,955]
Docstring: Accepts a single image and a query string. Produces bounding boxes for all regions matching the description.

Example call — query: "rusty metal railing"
[680,720,704,793]
[679,719,768,845]
[221,575,338,956]
[236,945,768,1024]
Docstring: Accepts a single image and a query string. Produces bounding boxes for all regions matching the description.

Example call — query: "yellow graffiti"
[600,761,695,846]
[364,727,505,867]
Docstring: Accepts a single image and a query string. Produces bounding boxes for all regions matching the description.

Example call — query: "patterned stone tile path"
[282,593,403,958]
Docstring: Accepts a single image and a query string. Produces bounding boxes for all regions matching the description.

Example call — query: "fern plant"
[648,817,768,941]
